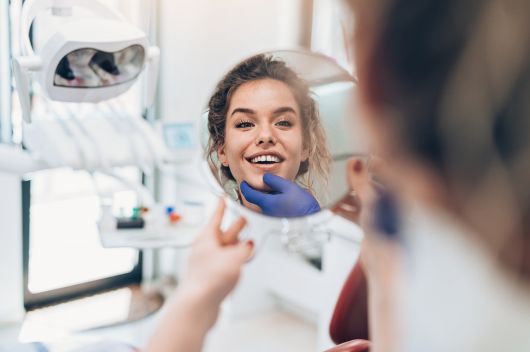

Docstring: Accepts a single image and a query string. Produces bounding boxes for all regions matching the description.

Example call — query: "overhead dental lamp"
[13,0,160,123]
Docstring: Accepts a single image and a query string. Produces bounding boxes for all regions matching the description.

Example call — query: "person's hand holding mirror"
[240,173,321,217]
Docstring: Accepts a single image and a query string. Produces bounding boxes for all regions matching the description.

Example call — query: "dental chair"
[325,189,371,352]
[325,261,370,352]
[325,257,370,352]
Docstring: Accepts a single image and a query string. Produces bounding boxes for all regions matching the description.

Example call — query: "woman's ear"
[217,145,228,167]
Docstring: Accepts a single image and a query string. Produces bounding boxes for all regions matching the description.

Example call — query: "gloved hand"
[240,173,321,218]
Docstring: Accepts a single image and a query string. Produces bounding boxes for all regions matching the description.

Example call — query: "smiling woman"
[206,54,332,217]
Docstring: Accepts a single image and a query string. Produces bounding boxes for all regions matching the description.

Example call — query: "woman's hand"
[240,173,320,217]
[180,198,254,309]
[145,198,253,352]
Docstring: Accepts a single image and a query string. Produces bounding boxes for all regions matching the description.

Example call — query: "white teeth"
[250,155,281,163]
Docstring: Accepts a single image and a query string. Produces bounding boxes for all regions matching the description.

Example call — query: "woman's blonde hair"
[206,54,331,198]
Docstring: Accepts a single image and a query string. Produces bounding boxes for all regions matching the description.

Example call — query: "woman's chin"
[249,181,271,192]
[241,176,271,192]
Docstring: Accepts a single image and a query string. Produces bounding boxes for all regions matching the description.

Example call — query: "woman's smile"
[245,151,285,172]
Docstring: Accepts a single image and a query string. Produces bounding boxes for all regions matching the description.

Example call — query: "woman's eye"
[235,121,254,128]
[275,120,292,127]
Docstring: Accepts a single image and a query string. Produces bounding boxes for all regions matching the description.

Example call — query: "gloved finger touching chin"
[240,181,270,207]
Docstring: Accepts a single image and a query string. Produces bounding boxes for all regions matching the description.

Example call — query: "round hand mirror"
[201,49,367,249]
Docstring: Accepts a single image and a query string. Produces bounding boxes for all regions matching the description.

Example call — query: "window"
[22,169,143,309]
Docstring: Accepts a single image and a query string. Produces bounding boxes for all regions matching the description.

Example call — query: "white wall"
[157,0,307,125]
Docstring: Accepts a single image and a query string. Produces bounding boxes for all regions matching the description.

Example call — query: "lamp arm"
[144,46,160,108]
[12,56,41,123]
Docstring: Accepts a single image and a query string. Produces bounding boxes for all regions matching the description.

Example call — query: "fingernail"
[353,160,363,173]
[245,240,255,261]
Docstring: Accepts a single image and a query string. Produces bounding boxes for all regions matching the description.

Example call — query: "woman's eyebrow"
[230,107,255,116]
[272,106,297,116]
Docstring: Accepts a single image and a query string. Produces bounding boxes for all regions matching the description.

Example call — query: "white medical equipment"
[13,0,160,123]
[3,0,209,249]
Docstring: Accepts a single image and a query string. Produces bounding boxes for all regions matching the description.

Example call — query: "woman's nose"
[256,126,276,146]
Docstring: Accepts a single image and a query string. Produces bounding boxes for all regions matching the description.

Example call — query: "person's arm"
[346,157,402,352]
[145,285,219,352]
[145,199,253,352]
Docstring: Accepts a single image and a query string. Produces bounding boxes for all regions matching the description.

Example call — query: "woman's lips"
[248,154,282,163]
[244,152,285,172]
[245,151,285,162]
[245,158,282,171]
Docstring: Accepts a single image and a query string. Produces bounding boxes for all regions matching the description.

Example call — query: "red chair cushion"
[329,259,369,343]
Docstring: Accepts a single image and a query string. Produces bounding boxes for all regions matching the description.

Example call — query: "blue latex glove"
[240,173,321,218]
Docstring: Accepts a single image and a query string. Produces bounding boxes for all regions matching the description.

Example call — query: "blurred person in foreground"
[347,0,530,351]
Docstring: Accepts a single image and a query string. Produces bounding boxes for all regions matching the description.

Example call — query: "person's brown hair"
[347,0,530,281]
[206,54,331,196]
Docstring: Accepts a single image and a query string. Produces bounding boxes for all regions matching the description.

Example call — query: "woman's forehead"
[227,79,301,116]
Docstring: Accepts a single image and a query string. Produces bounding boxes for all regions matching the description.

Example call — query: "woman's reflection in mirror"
[206,54,332,217]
